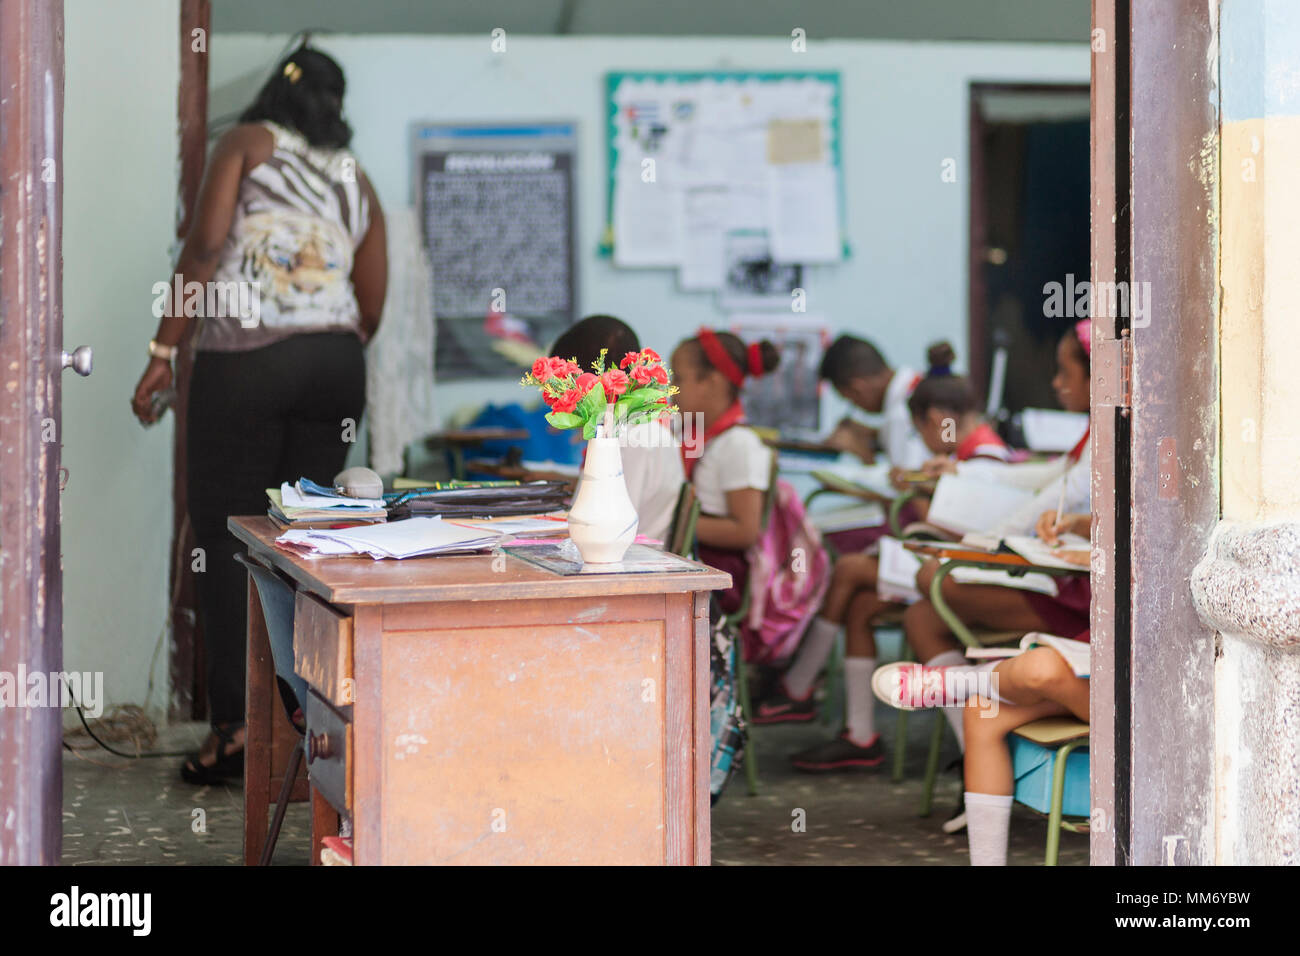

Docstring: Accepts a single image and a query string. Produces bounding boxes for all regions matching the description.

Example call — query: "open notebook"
[965,633,1091,677]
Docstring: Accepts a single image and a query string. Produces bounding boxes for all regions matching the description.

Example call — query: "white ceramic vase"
[567,434,639,564]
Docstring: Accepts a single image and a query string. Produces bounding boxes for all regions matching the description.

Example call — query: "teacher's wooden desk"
[229,517,728,866]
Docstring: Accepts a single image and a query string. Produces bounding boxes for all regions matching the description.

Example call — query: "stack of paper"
[276,517,501,560]
[268,481,387,528]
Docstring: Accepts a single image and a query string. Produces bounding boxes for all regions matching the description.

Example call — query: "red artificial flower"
[532,357,553,381]
[640,348,661,363]
[619,351,641,369]
[575,372,599,395]
[560,359,582,376]
[651,366,669,385]
[631,365,655,385]
[547,356,576,379]
[551,389,581,414]
[600,369,629,397]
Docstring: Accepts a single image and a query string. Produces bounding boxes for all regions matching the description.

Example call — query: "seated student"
[671,328,780,612]
[872,511,1091,865]
[752,345,1013,773]
[875,321,1093,830]
[550,314,684,545]
[821,334,930,471]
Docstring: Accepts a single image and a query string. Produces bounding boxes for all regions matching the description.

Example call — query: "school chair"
[898,548,1086,817]
[234,552,310,866]
[727,454,781,796]
[1008,716,1090,866]
[665,482,700,559]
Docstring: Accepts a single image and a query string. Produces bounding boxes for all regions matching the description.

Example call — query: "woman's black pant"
[187,332,366,727]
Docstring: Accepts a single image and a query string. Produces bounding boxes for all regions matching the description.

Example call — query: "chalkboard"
[412,122,578,380]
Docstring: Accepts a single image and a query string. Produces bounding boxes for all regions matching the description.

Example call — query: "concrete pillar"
[1191,0,1300,865]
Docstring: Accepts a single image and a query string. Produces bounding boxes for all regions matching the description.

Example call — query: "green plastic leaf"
[576,382,607,422]
[544,411,583,430]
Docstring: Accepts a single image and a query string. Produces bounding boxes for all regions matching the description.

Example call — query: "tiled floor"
[61,708,1087,866]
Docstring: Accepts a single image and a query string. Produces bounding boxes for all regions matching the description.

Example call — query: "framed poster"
[413,122,578,380]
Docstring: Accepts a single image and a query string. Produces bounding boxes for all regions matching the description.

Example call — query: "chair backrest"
[665,482,701,558]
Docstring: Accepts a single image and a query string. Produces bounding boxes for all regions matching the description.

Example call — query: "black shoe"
[790,732,885,772]
[180,723,245,785]
[751,689,818,725]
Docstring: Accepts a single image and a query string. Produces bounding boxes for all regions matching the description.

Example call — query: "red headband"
[697,328,745,387]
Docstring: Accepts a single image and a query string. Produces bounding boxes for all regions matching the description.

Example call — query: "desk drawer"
[305,689,352,811]
[295,591,353,707]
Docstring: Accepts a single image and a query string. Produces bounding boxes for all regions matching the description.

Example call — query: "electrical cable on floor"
[63,700,190,760]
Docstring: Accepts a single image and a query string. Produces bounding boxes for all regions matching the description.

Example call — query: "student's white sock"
[783,616,839,700]
[925,650,968,750]
[964,792,1013,866]
[843,657,877,745]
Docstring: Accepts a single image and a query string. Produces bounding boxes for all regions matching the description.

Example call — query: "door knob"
[61,346,92,376]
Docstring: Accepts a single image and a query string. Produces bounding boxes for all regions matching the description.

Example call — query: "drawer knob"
[308,732,335,763]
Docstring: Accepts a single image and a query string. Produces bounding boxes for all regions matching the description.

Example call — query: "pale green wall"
[62,0,179,721]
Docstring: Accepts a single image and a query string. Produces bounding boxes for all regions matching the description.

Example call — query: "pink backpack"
[739,479,831,664]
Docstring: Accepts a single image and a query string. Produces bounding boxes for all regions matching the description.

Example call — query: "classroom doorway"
[968,83,1090,433]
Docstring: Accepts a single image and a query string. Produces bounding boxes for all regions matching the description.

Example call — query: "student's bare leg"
[778,555,881,706]
[822,554,879,623]
[990,647,1089,721]
[962,695,1071,866]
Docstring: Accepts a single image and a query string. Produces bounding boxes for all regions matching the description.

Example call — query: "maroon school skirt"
[696,544,749,615]
[1025,575,1092,640]
[824,502,921,555]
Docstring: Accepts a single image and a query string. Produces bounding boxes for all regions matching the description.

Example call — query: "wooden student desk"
[229,516,729,866]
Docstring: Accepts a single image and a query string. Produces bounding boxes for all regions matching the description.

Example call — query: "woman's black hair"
[240,46,352,149]
[908,341,977,420]
[819,334,888,389]
[551,314,640,372]
[686,330,780,399]
[1066,325,1091,375]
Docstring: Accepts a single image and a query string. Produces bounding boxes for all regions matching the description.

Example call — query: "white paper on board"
[766,163,841,264]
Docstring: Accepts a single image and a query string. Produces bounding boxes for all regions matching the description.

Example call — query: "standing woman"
[131,46,387,783]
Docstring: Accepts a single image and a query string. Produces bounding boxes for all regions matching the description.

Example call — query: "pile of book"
[267,479,387,530]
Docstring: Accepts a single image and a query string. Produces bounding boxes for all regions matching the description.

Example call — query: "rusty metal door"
[0,0,70,865]
[1090,0,1220,866]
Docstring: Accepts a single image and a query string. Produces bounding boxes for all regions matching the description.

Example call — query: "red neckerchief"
[682,401,746,480]
[955,422,1008,461]
[1067,426,1091,463]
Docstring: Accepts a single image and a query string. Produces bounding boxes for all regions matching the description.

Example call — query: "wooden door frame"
[1089,0,1220,865]
[0,0,65,865]
[169,0,211,720]
[967,81,1090,406]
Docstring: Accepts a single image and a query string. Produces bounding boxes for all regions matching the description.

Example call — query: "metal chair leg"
[259,737,305,866]
[821,633,843,728]
[1045,739,1084,866]
[919,712,945,817]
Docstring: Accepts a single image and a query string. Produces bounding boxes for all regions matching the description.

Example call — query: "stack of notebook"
[267,480,387,529]
[276,516,502,560]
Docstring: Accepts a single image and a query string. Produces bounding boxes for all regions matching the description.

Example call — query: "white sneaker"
[942,804,967,835]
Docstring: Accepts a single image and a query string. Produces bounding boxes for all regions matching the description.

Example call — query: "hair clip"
[283,61,303,84]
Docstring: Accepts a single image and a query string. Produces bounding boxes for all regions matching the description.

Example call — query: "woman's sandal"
[180,722,246,785]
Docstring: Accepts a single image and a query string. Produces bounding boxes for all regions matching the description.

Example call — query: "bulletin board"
[412,121,578,380]
[603,71,847,291]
